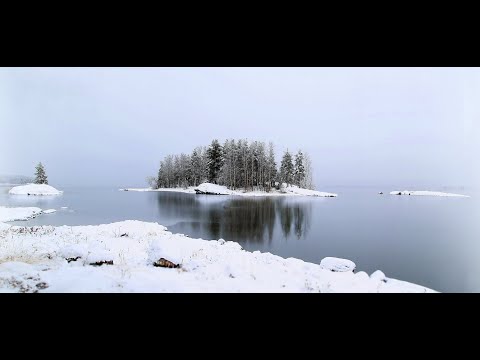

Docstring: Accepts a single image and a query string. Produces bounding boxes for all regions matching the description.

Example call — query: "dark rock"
[66,256,81,263]
[36,282,49,290]
[120,233,128,237]
[90,260,114,266]
[194,189,224,195]
[153,258,180,268]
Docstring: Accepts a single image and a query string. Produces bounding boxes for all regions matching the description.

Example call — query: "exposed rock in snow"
[390,190,469,197]
[8,184,63,196]
[320,257,356,272]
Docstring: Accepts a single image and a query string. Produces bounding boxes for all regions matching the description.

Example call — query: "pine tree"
[279,150,294,186]
[34,162,48,185]
[207,139,223,184]
[294,150,305,187]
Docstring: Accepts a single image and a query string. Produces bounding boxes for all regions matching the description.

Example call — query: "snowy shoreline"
[0,206,434,293]
[120,183,338,198]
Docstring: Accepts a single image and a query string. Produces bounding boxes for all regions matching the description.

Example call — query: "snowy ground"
[121,183,337,198]
[390,190,470,198]
[9,184,63,196]
[0,207,434,293]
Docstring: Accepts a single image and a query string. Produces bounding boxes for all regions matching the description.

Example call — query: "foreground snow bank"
[390,190,469,198]
[0,220,434,293]
[9,184,63,196]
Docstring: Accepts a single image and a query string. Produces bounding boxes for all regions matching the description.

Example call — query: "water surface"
[1,185,477,292]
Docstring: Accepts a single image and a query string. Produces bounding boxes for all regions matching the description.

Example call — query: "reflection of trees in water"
[155,192,202,218]
[221,198,277,244]
[276,198,311,241]
[155,192,311,245]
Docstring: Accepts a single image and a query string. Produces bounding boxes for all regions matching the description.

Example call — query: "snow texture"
[0,212,435,293]
[43,209,56,214]
[8,184,63,196]
[390,190,469,197]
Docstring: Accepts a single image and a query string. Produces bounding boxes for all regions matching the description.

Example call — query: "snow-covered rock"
[194,183,235,195]
[390,190,469,197]
[8,184,63,196]
[370,270,386,282]
[320,257,356,272]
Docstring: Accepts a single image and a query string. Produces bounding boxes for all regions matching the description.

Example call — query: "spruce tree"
[34,162,48,185]
[279,150,294,186]
[207,139,223,184]
[294,150,305,187]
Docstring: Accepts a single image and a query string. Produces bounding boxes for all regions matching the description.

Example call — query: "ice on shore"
[390,190,469,198]
[43,209,56,214]
[0,206,43,222]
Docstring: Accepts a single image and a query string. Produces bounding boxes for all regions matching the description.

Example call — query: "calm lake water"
[1,185,478,292]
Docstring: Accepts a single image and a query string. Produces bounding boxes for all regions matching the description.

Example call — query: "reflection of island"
[157,193,312,246]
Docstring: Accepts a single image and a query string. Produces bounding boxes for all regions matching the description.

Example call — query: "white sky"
[1,67,479,188]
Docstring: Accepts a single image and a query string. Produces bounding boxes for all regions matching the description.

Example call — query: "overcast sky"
[1,67,479,188]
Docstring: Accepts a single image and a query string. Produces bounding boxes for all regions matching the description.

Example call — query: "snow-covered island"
[121,182,337,198]
[390,190,470,198]
[8,184,63,196]
[0,206,434,293]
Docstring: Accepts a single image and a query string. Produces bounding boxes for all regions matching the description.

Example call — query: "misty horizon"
[1,67,479,189]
